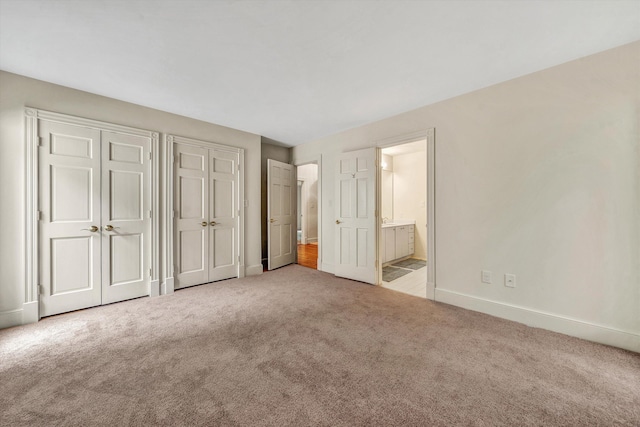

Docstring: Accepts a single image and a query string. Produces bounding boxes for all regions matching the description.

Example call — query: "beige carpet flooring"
[1,265,638,426]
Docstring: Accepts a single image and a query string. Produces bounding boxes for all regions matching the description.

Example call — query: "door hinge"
[238,255,240,262]
[37,210,42,221]
[148,210,152,218]
[38,284,44,295]
[149,268,152,277]
[38,137,45,147]
[148,152,152,160]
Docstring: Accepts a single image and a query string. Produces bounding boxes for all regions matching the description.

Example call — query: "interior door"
[101,131,151,304]
[267,159,295,270]
[334,148,377,284]
[174,143,239,288]
[208,148,239,281]
[174,144,209,288]
[39,121,102,317]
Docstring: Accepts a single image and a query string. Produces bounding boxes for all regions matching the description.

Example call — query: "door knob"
[210,221,217,226]
[105,225,115,231]
[270,218,276,223]
[201,222,208,227]
[82,225,99,232]
[336,220,342,224]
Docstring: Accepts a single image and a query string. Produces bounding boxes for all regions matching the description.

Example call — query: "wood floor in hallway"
[297,242,317,269]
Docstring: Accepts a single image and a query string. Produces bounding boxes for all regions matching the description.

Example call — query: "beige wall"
[0,71,263,322]
[292,42,640,350]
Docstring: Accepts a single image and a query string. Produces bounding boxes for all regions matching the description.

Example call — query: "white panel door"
[174,144,209,288]
[39,121,102,317]
[101,131,151,304]
[174,143,239,288]
[334,148,377,284]
[209,149,238,281]
[267,159,295,270]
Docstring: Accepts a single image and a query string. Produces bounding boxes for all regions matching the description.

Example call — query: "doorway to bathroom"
[296,163,319,269]
[379,139,428,297]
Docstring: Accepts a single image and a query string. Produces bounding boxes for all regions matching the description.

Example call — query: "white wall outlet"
[505,273,516,288]
[481,270,492,284]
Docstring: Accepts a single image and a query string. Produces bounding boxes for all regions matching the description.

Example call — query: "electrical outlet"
[481,270,492,284]
[505,274,516,288]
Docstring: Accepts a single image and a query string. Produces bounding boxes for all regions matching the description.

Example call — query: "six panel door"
[267,159,295,270]
[334,148,377,284]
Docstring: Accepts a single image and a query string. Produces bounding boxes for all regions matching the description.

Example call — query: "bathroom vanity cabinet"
[381,223,415,263]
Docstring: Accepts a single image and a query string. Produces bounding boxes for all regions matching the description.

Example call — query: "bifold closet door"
[101,131,151,304]
[39,121,102,317]
[208,149,238,281]
[38,122,152,317]
[174,144,209,288]
[174,143,239,288]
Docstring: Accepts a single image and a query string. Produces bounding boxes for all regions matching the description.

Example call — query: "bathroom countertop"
[381,220,415,229]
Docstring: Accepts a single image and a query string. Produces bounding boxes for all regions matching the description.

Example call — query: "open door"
[267,159,296,270]
[334,148,377,284]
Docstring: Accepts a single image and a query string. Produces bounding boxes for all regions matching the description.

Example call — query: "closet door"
[174,144,209,289]
[39,121,102,317]
[174,142,239,288]
[101,131,151,304]
[209,149,238,281]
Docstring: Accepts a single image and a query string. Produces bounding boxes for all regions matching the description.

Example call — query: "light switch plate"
[481,270,492,284]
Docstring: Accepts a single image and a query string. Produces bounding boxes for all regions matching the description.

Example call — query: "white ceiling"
[1,1,639,146]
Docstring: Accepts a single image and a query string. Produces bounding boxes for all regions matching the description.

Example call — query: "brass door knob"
[82,225,99,232]
[336,220,342,224]
[105,225,114,231]
[201,222,208,227]
[269,218,276,223]
[210,221,217,226]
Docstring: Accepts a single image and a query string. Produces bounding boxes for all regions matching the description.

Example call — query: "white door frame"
[164,134,245,294]
[293,156,322,270]
[374,129,436,299]
[297,178,306,244]
[24,108,160,321]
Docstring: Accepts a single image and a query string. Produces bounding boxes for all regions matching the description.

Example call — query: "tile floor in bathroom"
[381,263,427,298]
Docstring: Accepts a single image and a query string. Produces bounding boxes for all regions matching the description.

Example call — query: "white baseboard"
[0,301,39,329]
[320,262,334,274]
[246,264,263,276]
[435,288,639,353]
[161,277,175,295]
[150,279,160,297]
[23,301,38,323]
[307,237,318,243]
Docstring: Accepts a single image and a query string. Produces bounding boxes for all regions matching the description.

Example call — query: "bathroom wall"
[381,154,394,220]
[392,150,427,259]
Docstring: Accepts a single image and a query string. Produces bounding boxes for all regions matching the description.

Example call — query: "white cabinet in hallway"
[174,140,241,289]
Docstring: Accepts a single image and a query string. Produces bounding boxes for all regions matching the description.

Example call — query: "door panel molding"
[167,134,245,292]
[24,108,160,319]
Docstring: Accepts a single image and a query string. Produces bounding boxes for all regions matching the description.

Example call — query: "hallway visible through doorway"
[296,163,319,270]
[297,242,317,269]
